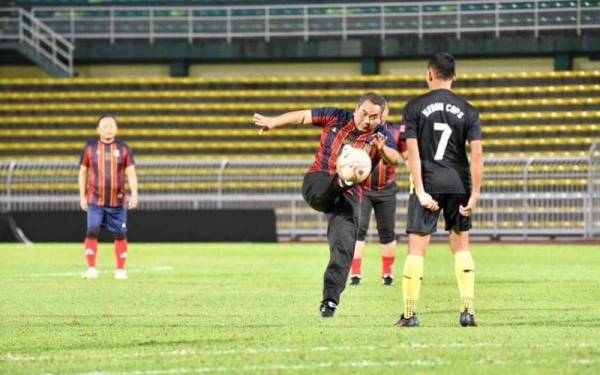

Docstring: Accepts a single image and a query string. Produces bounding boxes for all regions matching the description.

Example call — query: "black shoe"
[394,314,420,327]
[382,274,394,286]
[459,309,477,327]
[349,274,362,286]
[319,300,337,318]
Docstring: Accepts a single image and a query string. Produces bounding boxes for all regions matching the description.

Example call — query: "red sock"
[84,237,98,267]
[114,239,128,269]
[382,256,395,276]
[351,258,362,275]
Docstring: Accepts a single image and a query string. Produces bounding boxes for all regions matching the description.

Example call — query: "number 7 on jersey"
[433,122,452,160]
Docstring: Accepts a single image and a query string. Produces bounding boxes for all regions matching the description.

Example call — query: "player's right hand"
[459,196,478,217]
[128,193,138,210]
[253,113,273,135]
[417,192,439,211]
[80,198,88,212]
[371,132,388,151]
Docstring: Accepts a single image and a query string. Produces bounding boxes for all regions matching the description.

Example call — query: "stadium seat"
[1,71,599,162]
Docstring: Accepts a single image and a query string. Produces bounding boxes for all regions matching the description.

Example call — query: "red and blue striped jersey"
[363,122,407,193]
[308,107,398,196]
[80,139,135,207]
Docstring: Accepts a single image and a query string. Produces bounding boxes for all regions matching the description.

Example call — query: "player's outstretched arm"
[253,110,312,134]
[406,138,439,212]
[460,140,483,217]
[126,165,138,210]
[78,166,88,211]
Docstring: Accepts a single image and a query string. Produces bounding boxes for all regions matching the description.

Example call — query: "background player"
[253,93,401,318]
[79,115,138,280]
[350,106,408,286]
[395,53,484,327]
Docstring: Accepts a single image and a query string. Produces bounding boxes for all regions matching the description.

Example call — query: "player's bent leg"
[302,172,348,213]
[450,230,477,326]
[321,195,359,317]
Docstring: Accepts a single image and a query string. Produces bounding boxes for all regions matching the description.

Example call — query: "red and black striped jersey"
[363,122,406,193]
[308,107,398,197]
[80,139,135,207]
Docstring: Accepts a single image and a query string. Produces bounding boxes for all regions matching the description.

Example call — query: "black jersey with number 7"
[401,88,483,194]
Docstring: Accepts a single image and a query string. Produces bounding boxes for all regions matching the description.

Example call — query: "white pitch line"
[4,342,600,365]
[62,356,600,375]
[56,358,450,375]
[2,346,367,363]
[0,353,49,362]
[5,266,173,278]
[571,359,596,365]
[0,344,461,364]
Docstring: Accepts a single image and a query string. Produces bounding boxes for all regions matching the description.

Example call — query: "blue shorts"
[87,204,128,235]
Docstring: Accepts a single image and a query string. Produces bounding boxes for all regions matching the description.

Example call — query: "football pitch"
[1,242,599,374]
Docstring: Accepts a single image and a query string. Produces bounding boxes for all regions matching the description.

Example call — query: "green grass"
[1,242,600,374]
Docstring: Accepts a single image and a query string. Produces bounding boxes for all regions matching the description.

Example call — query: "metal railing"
[589,140,600,238]
[0,8,74,76]
[27,0,600,43]
[2,150,599,240]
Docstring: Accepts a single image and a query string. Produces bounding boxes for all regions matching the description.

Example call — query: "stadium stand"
[2,2,599,239]
[16,1,600,42]
[0,70,599,160]
[22,1,600,40]
[0,70,598,239]
[3,1,599,78]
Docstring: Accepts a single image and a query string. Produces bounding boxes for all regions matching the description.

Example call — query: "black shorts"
[406,193,471,234]
[357,190,396,244]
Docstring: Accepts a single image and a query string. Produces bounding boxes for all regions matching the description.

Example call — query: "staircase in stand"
[0,7,73,78]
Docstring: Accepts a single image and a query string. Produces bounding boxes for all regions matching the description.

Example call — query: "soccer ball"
[336,146,372,184]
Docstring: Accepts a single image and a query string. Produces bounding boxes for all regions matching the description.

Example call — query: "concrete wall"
[380,57,555,75]
[573,57,600,71]
[0,65,48,78]
[0,210,277,242]
[0,57,596,78]
[189,62,361,77]
[75,64,171,77]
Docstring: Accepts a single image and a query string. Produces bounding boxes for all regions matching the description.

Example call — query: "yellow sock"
[402,254,424,318]
[454,251,475,314]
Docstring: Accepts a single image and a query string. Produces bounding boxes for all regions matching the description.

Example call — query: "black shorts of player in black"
[406,193,471,234]
[357,188,397,244]
[302,172,360,306]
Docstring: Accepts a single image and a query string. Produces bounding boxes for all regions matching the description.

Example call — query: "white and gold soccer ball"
[336,146,372,185]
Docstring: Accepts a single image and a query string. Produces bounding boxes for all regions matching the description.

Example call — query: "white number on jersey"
[433,122,452,160]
